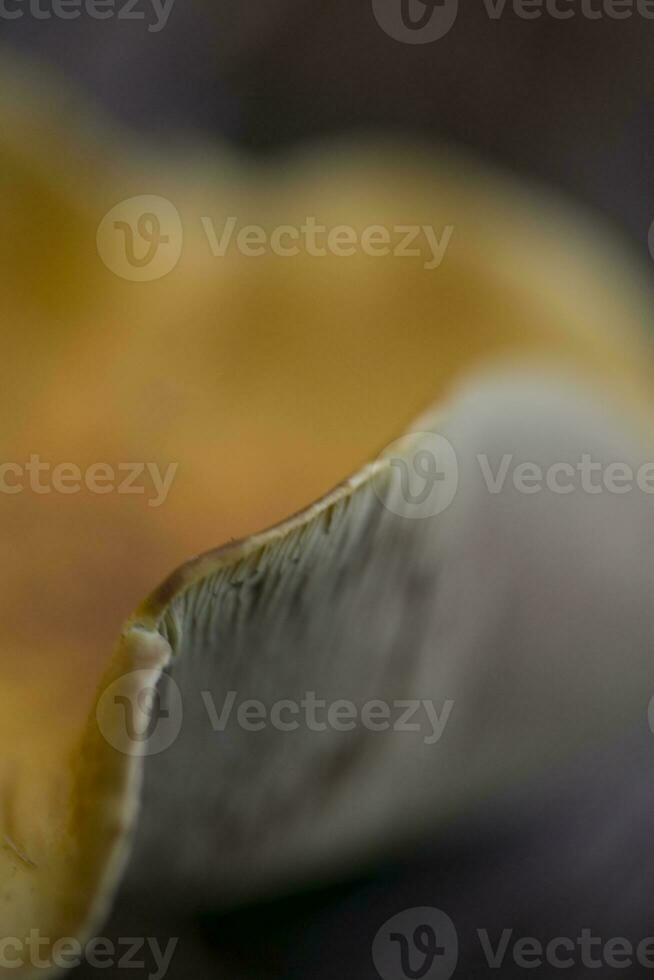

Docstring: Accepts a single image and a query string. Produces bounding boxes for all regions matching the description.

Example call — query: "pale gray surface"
[121,370,654,915]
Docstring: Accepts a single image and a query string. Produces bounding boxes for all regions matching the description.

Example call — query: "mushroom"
[2,59,654,977]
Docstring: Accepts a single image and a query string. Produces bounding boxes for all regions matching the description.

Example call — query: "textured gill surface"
[123,370,654,911]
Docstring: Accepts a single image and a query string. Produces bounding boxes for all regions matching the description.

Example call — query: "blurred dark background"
[3,0,654,250]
